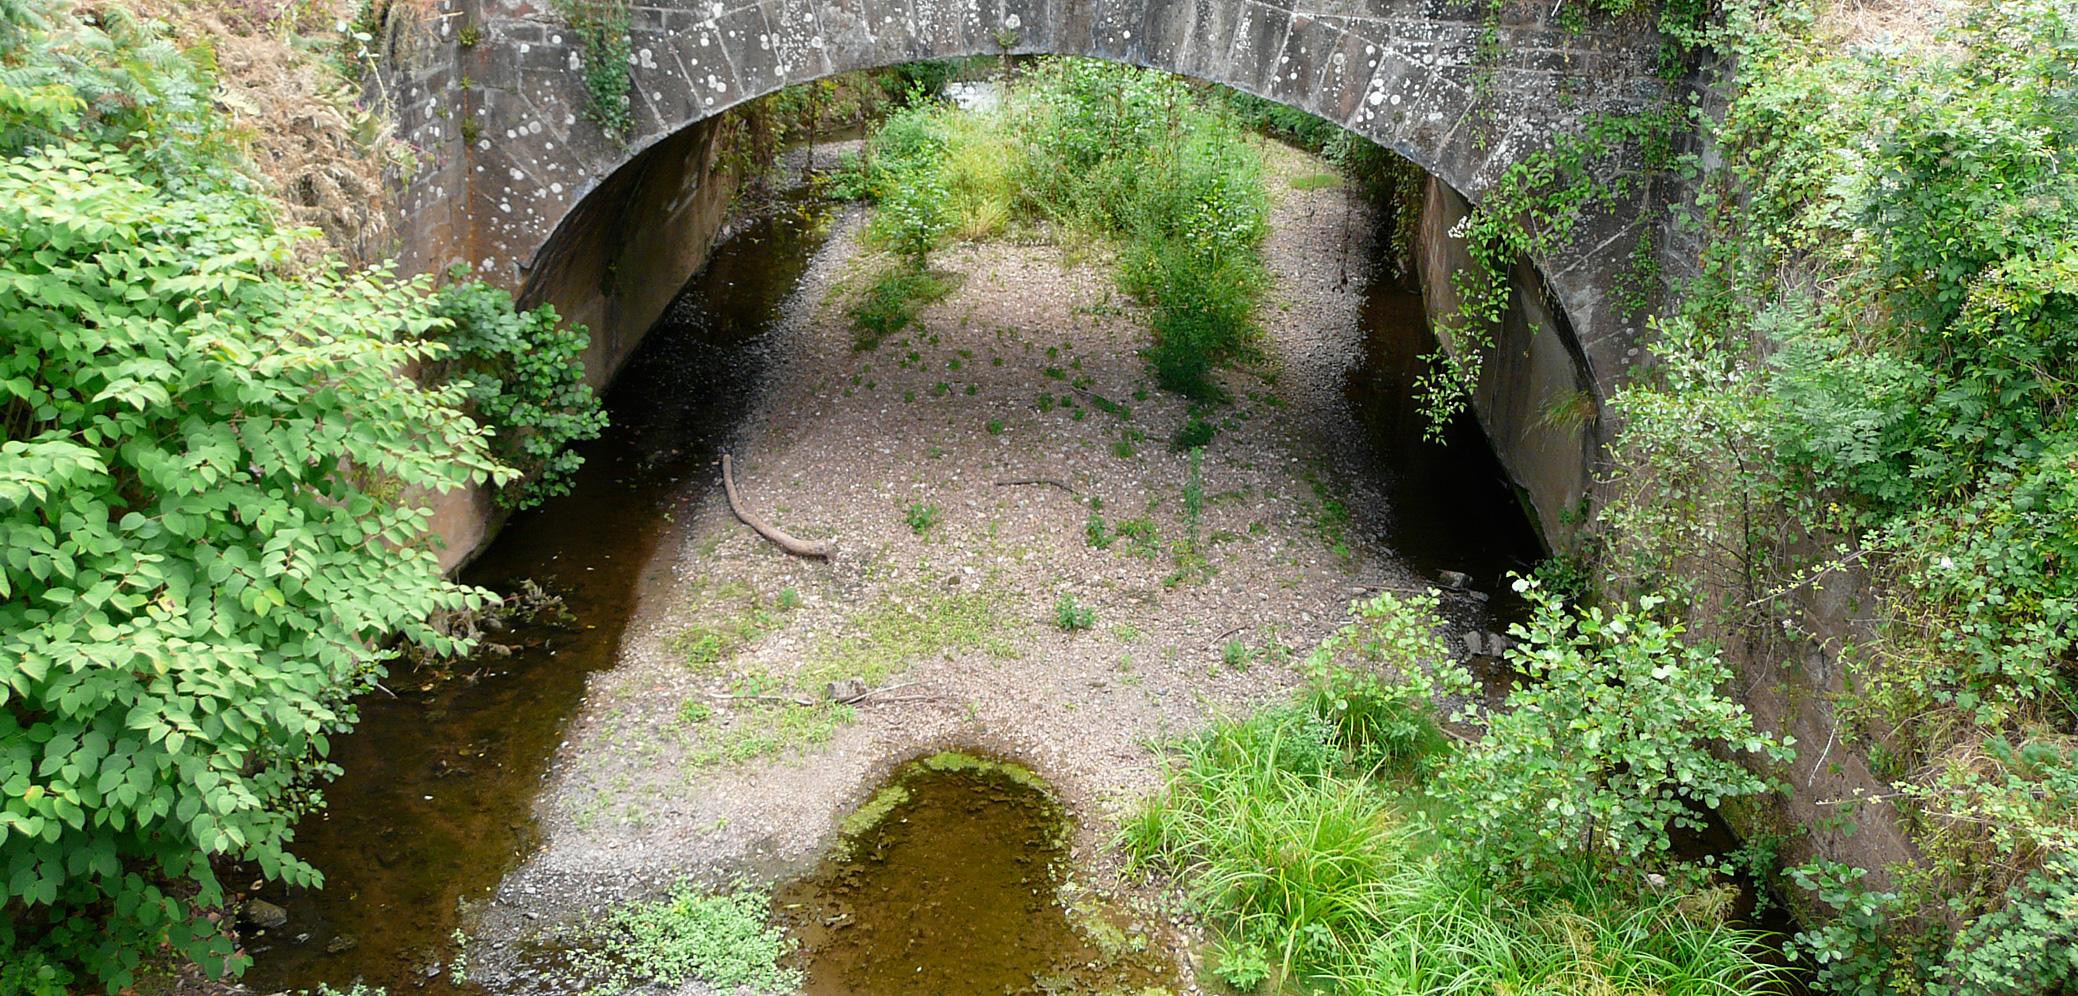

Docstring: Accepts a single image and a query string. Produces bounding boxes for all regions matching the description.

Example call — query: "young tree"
[1438,578,1795,880]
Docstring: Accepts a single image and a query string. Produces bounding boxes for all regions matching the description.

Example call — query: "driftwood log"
[722,453,835,559]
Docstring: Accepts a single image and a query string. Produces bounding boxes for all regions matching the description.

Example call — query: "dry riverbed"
[470,144,1496,988]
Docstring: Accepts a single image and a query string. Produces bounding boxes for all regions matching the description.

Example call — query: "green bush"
[0,6,566,986]
[426,271,608,510]
[1436,579,1794,880]
[1595,0,2078,969]
[1935,852,2078,995]
[1301,591,1469,774]
[0,139,510,987]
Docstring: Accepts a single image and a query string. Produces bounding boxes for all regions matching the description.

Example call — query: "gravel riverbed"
[467,142,1505,990]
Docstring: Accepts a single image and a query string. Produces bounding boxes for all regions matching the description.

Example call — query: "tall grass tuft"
[850,57,1273,401]
[1125,703,1795,995]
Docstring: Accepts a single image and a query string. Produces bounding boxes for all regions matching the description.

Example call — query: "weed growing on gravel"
[1085,512,1114,549]
[688,701,855,769]
[568,882,800,995]
[850,267,954,350]
[986,417,1005,435]
[1055,594,1096,632]
[1173,411,1218,450]
[1115,518,1159,558]
[905,502,941,533]
[672,588,789,673]
[1308,477,1354,564]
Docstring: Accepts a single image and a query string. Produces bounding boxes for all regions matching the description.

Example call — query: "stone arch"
[386,0,1672,550]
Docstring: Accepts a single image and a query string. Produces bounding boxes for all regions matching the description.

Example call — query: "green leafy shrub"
[1437,579,1794,880]
[426,271,608,510]
[1935,851,2078,995]
[0,6,524,986]
[0,142,509,986]
[1787,859,1913,996]
[1301,591,1470,774]
[1594,0,2078,969]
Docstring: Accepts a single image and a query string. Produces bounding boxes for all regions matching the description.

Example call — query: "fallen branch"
[723,453,835,559]
[994,477,1080,496]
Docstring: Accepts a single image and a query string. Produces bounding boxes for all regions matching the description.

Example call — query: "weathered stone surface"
[386,0,1667,405]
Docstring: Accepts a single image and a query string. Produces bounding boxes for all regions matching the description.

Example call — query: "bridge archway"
[386,0,1670,555]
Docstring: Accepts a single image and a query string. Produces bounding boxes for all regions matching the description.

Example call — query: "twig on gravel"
[713,681,923,709]
[993,477,1080,496]
[723,453,836,559]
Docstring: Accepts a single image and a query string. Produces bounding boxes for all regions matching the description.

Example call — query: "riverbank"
[462,141,1513,986]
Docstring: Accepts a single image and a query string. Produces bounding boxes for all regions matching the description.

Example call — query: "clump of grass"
[986,418,1006,435]
[1290,171,1344,191]
[806,585,1014,689]
[1123,635,1796,995]
[849,267,954,350]
[1054,593,1096,632]
[568,882,800,995]
[905,501,941,533]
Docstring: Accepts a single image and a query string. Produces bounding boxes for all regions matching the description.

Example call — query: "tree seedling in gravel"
[1055,594,1096,632]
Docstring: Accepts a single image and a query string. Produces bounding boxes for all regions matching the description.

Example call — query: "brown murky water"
[240,190,833,993]
[775,754,1176,995]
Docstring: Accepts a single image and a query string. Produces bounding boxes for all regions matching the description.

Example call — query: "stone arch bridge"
[381,0,1678,557]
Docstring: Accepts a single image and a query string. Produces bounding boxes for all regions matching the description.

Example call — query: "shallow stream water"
[775,753,1175,995]
[240,190,832,993]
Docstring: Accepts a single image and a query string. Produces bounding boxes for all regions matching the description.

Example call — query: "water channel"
[243,168,1544,994]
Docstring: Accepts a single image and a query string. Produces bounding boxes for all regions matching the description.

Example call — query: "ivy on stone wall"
[552,0,634,141]
[1415,107,1685,434]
